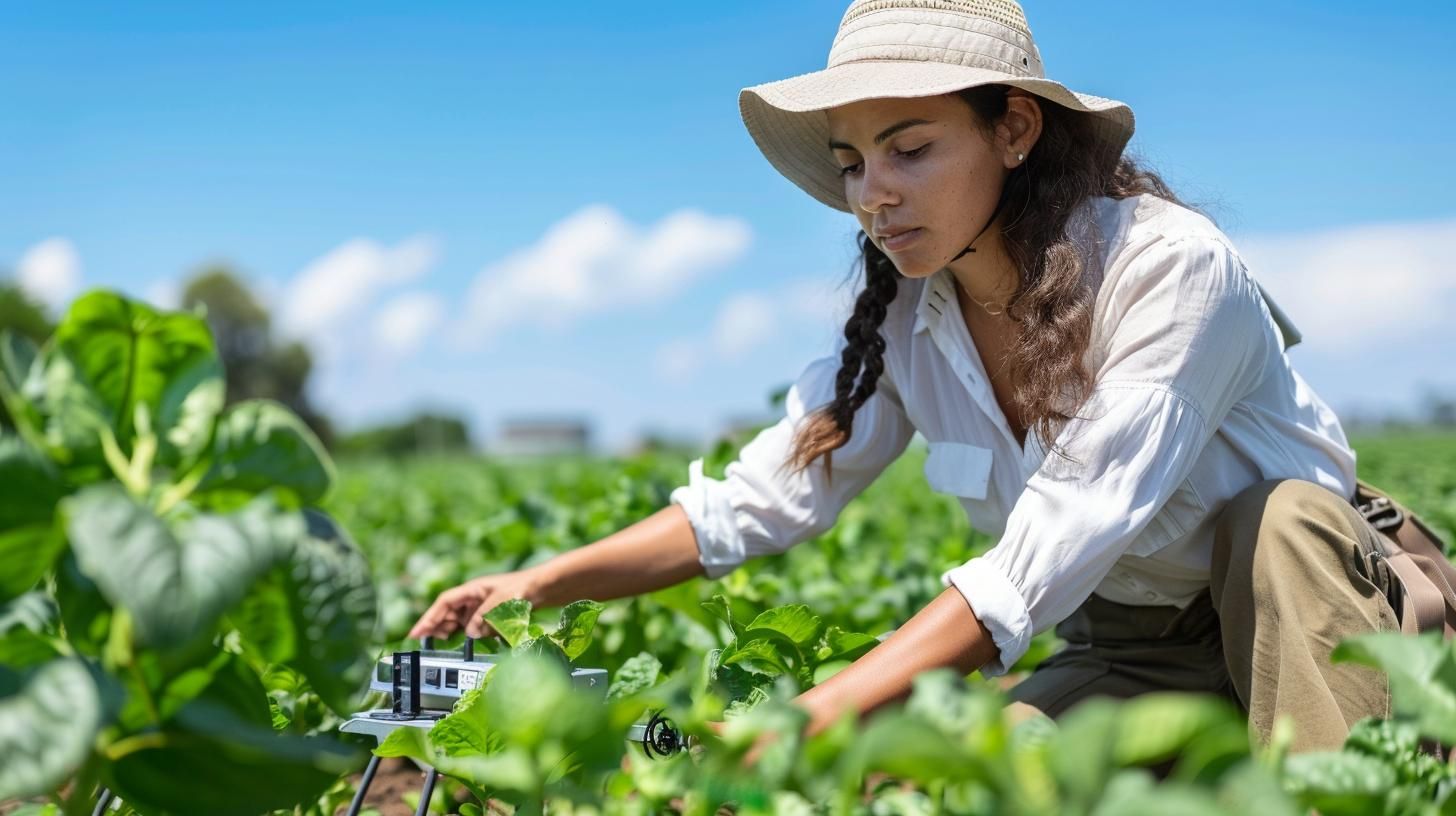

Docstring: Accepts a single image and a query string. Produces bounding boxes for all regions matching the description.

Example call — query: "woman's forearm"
[793,587,1001,733]
[528,504,707,607]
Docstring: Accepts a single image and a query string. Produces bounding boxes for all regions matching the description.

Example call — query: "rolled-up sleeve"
[670,342,916,579]
[941,236,1279,676]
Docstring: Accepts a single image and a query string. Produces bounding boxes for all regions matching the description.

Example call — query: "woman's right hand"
[407,569,546,641]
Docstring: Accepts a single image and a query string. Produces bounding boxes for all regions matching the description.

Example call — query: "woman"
[413,0,1412,753]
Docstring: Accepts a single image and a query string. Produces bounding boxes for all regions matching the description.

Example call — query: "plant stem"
[98,424,143,498]
[105,611,162,726]
[154,456,210,515]
[127,433,157,495]
[104,732,169,761]
[129,660,162,725]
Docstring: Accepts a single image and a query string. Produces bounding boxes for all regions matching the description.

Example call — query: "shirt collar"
[912,268,955,335]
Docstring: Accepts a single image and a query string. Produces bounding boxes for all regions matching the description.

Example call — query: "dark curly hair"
[786,84,1195,479]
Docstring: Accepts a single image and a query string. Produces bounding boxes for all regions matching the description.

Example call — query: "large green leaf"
[24,349,113,480]
[484,654,570,748]
[0,528,64,607]
[0,435,66,531]
[0,437,68,603]
[66,486,292,647]
[0,658,103,800]
[229,576,296,664]
[106,724,358,816]
[0,592,57,635]
[373,723,498,805]
[718,638,793,677]
[158,652,274,728]
[552,599,603,661]
[50,290,224,467]
[0,331,38,399]
[1048,700,1122,804]
[483,654,605,751]
[744,604,823,649]
[271,510,378,715]
[1212,762,1305,816]
[1111,692,1244,767]
[844,711,979,784]
[428,688,503,758]
[1281,751,1395,816]
[196,399,335,506]
[1086,771,1230,816]
[224,510,376,716]
[606,652,662,701]
[52,552,111,656]
[0,593,61,669]
[1332,631,1456,744]
[0,332,43,441]
[484,598,532,648]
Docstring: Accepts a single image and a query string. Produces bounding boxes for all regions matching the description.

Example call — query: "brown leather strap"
[1355,479,1456,637]
[1382,548,1447,635]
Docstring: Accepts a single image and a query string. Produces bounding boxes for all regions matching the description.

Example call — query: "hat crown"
[828,0,1044,79]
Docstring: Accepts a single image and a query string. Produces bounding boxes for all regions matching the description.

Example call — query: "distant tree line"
[335,413,471,458]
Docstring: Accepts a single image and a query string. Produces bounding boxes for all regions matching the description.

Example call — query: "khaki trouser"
[1008,478,1401,754]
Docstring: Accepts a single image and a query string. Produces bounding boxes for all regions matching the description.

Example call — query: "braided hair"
[783,232,901,482]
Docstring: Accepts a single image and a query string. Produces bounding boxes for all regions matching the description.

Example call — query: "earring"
[1016,152,1025,162]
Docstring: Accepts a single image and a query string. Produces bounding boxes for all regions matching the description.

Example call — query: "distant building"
[494,418,592,457]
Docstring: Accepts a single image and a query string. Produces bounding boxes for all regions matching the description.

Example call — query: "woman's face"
[826,92,1034,279]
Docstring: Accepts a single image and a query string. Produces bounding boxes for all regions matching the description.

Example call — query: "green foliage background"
[7,285,1456,815]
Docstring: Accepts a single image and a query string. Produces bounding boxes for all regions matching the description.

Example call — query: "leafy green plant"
[328,423,1456,813]
[0,290,377,815]
[698,594,878,715]
[374,600,648,815]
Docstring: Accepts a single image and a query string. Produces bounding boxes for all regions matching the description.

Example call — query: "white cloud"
[279,234,441,343]
[373,291,445,359]
[655,277,853,381]
[782,276,857,328]
[1237,217,1456,350]
[453,205,751,348]
[653,338,705,383]
[712,292,777,361]
[16,237,81,313]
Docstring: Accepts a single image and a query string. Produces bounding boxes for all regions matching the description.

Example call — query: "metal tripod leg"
[345,754,382,816]
[415,767,439,816]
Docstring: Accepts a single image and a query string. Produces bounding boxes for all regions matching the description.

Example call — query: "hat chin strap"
[948,182,1014,263]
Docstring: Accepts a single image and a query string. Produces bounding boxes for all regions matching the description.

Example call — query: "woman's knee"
[1212,479,1363,592]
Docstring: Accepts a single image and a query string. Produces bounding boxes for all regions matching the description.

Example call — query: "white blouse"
[669,193,1357,677]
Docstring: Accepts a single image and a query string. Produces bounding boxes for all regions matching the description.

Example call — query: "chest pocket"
[924,442,994,500]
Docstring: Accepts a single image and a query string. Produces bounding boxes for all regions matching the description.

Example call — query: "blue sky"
[3,1,1454,451]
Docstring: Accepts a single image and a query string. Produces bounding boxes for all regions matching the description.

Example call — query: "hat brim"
[740,60,1135,212]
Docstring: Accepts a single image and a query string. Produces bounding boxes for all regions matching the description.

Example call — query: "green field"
[313,432,1456,814]
[5,292,1456,815]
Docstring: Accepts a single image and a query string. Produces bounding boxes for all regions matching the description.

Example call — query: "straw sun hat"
[739,0,1135,214]
[738,0,1305,348]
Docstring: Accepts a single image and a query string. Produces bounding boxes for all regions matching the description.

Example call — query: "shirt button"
[1144,591,1158,601]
